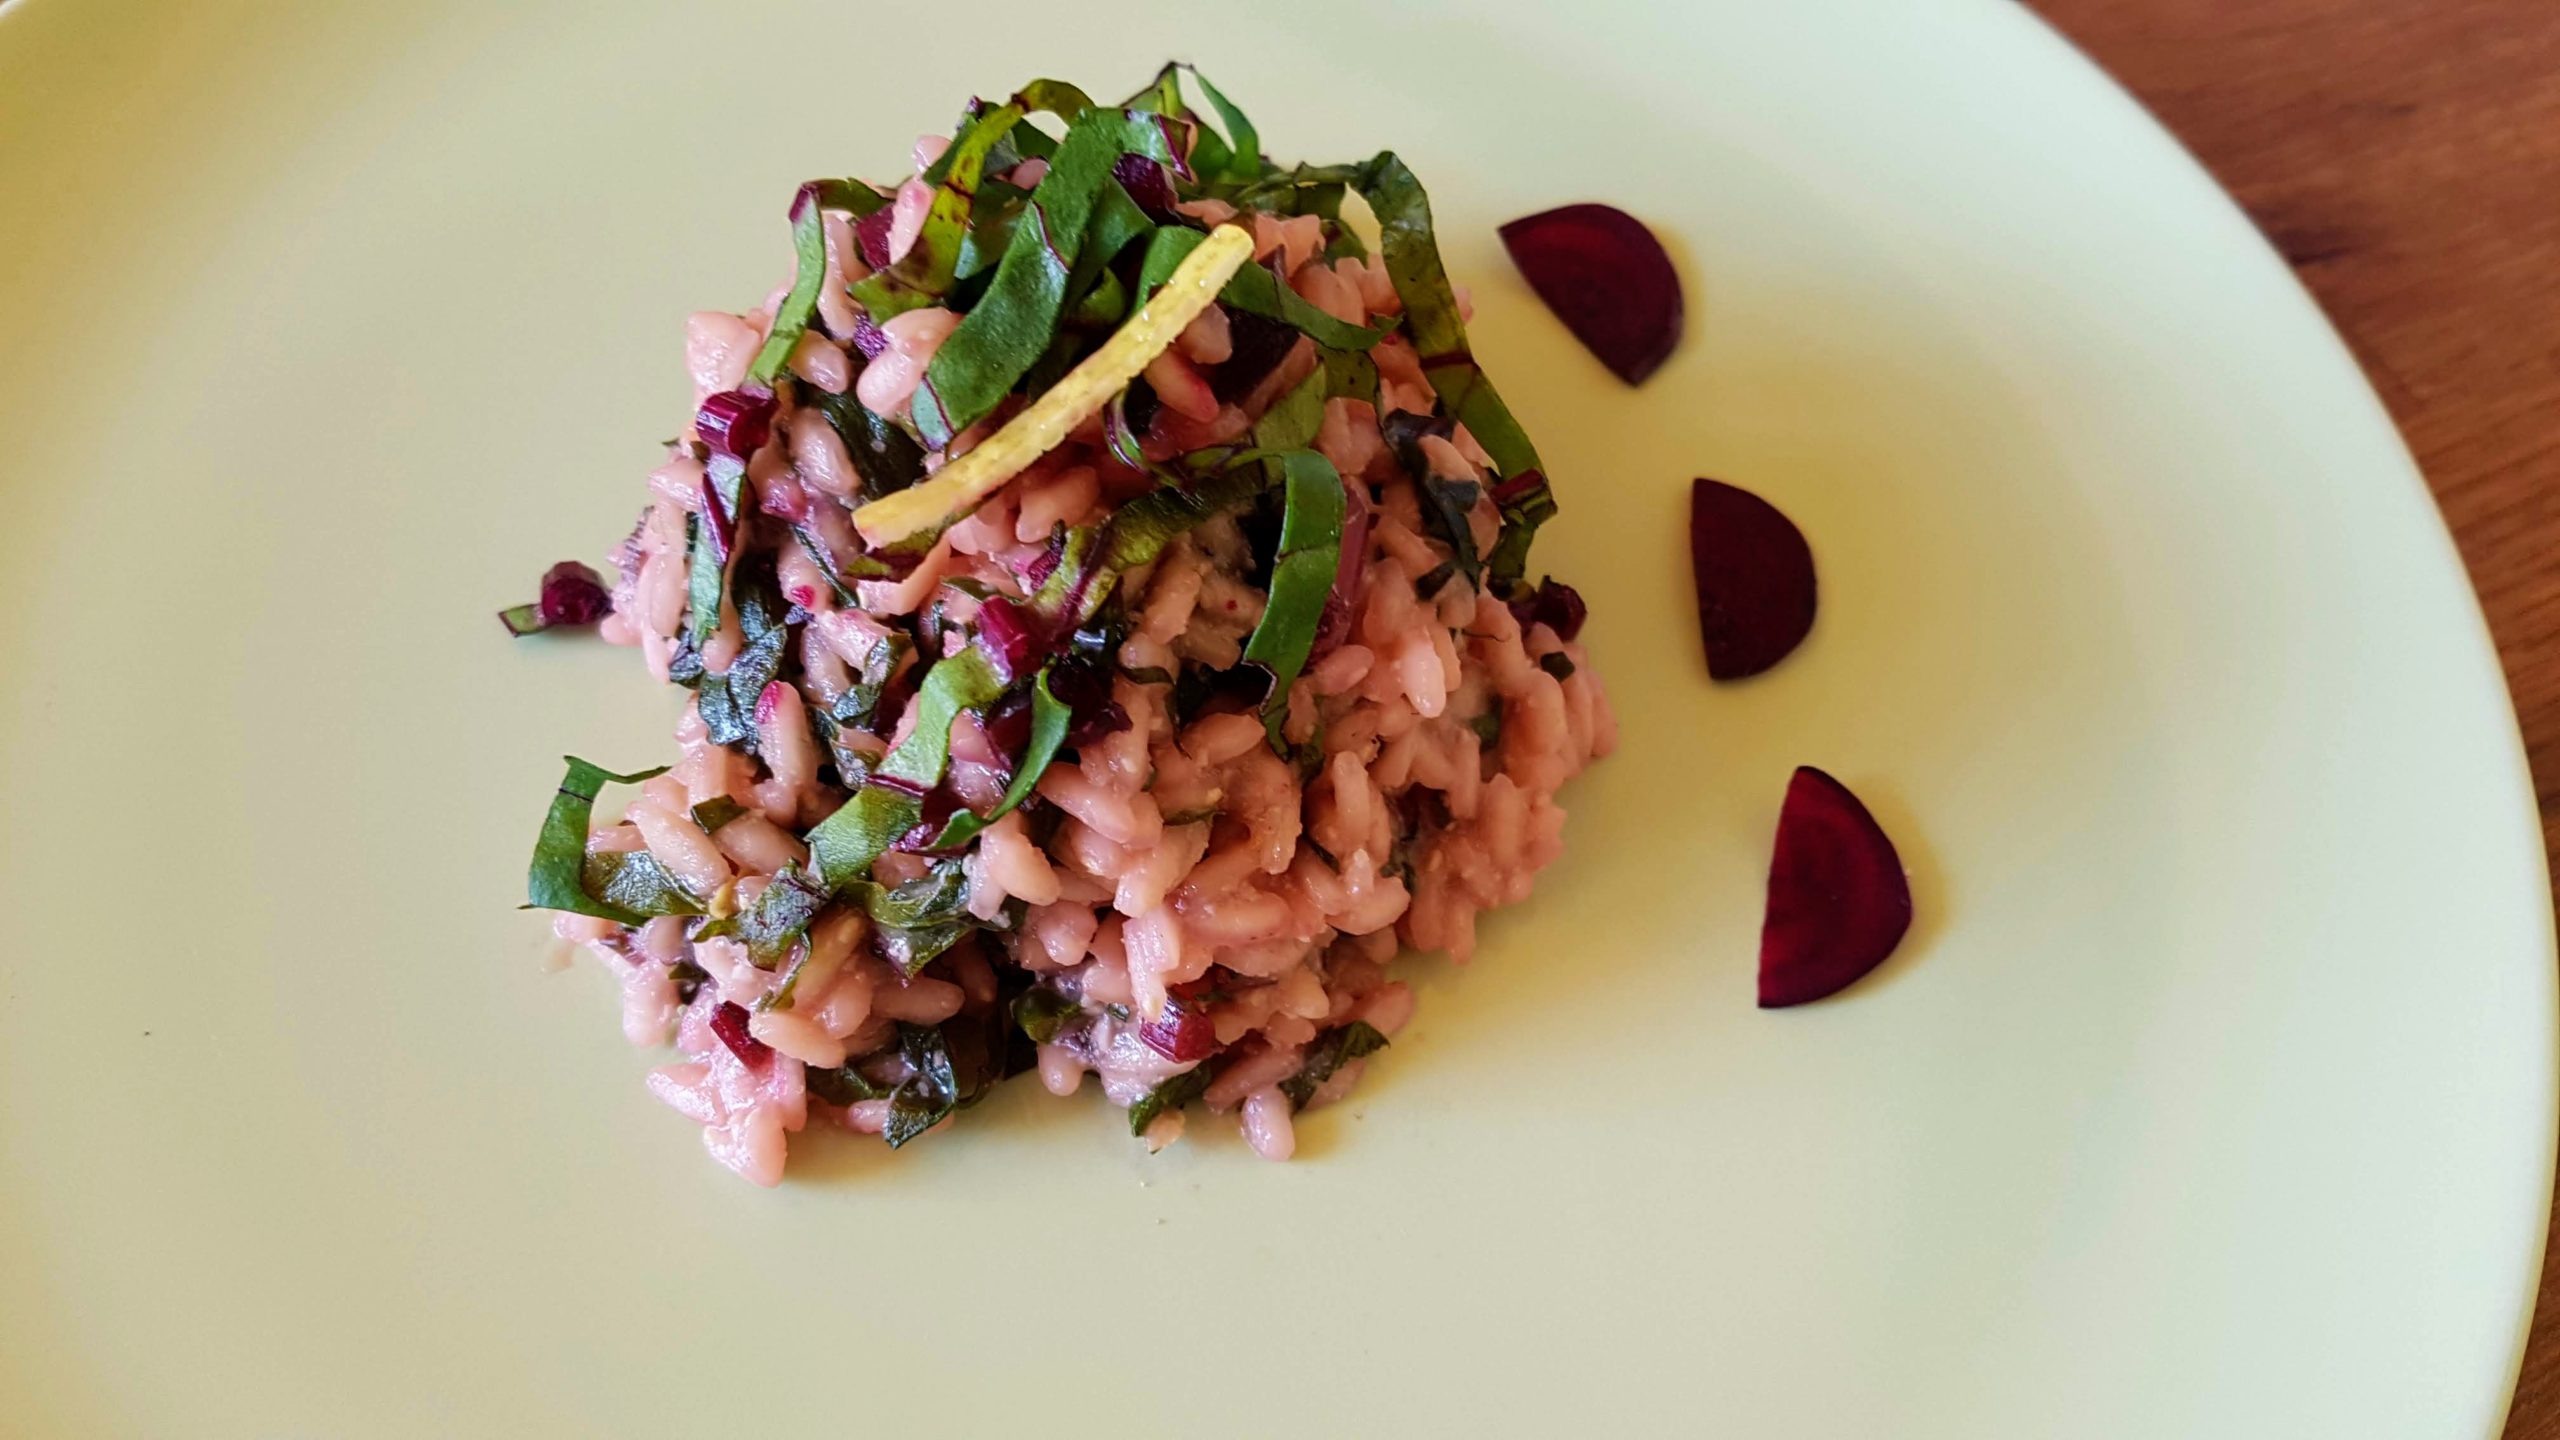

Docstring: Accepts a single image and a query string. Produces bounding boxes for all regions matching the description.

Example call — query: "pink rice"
[558,133,1613,1187]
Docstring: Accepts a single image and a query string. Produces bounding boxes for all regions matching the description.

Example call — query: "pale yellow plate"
[2,2,2549,1436]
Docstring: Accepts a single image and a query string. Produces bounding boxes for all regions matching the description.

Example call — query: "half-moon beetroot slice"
[1690,477,1816,680]
[1759,767,1913,1008]
[1497,203,1684,385]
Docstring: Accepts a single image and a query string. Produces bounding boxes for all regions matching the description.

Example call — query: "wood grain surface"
[2025,1,2560,1432]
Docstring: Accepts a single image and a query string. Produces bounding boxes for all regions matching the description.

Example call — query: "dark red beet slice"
[1759,767,1913,1008]
[854,205,898,272]
[1689,478,1815,680]
[710,1002,774,1070]
[695,386,775,460]
[1506,578,1588,643]
[849,309,890,361]
[1497,203,1684,386]
[1111,152,1181,219]
[497,561,612,637]
[1139,1003,1216,1063]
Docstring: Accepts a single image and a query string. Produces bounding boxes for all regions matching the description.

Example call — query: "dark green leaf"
[1226,260,1388,351]
[1002,117,1060,165]
[1014,78,1097,125]
[953,178,1031,283]
[842,857,972,930]
[1279,1021,1389,1108]
[921,85,1080,188]
[927,666,1073,849]
[923,83,1088,189]
[809,387,929,501]
[524,758,672,924]
[1227,161,1369,214]
[1185,68,1261,189]
[883,1022,960,1147]
[1134,225,1207,299]
[1011,986,1082,1045]
[669,958,709,1006]
[1419,477,1483,587]
[690,549,791,751]
[690,796,748,834]
[685,456,749,646]
[683,517,721,651]
[909,107,1184,449]
[1467,708,1503,748]
[1354,152,1553,583]
[1240,451,1345,740]
[1253,370,1328,454]
[1126,1055,1225,1137]
[805,649,1007,888]
[496,602,549,637]
[578,849,705,919]
[1060,178,1155,323]
[1321,345,1380,408]
[1382,410,1483,588]
[821,626,907,734]
[876,918,973,978]
[809,178,892,219]
[1070,269,1130,329]
[1137,229,1385,351]
[1089,465,1268,594]
[1482,470,1558,592]
[852,102,1023,320]
[1122,63,1186,117]
[733,863,830,969]
[785,523,874,610]
[805,1058,892,1105]
[748,185,830,385]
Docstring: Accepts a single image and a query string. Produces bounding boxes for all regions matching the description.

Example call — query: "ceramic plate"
[1,1,2548,1435]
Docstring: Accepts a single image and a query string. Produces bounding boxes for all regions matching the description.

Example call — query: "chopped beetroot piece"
[854,205,898,271]
[1506,578,1587,643]
[1313,483,1373,658]
[1497,203,1684,385]
[1759,767,1913,1008]
[1211,308,1298,403]
[695,387,776,460]
[1139,1003,1217,1062]
[539,562,612,626]
[891,788,966,854]
[1111,152,1180,218]
[973,595,1042,681]
[849,310,890,361]
[1689,478,1816,680]
[710,1002,774,1070]
[498,561,613,637]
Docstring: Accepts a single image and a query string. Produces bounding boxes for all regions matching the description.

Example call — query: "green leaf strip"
[851,102,1025,321]
[908,107,1183,449]
[927,666,1073,849]
[747,185,830,385]
[805,648,1006,888]
[1353,151,1552,586]
[1136,227,1384,351]
[525,758,673,924]
[1240,451,1345,740]
[1279,1020,1389,1108]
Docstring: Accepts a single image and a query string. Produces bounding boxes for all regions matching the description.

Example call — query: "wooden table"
[2025,1,2560,1431]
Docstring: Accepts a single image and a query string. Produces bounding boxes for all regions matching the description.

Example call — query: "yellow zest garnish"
[853,223,1255,546]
